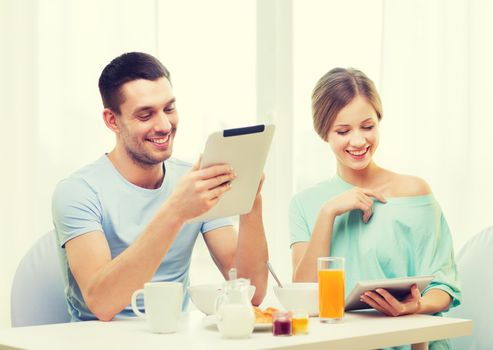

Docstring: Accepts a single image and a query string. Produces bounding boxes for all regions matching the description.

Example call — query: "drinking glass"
[318,257,345,322]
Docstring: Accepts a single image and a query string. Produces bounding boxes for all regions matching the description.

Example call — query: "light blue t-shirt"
[52,155,232,321]
[289,175,461,350]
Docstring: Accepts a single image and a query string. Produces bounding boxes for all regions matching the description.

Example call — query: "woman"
[289,68,460,347]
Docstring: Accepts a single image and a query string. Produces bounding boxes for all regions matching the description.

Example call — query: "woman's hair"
[312,67,382,141]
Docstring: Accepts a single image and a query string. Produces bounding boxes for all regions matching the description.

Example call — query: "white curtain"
[0,0,256,326]
[0,0,158,326]
[2,0,492,328]
[1,0,40,326]
[155,0,257,285]
[379,0,493,248]
[291,0,493,252]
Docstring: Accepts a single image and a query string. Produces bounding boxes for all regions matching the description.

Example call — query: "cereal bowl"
[273,283,319,316]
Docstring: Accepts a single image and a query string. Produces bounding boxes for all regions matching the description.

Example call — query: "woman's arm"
[291,187,386,282]
[419,289,452,314]
[292,206,337,282]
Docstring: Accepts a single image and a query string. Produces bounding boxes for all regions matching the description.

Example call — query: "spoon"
[267,261,284,288]
[228,267,237,281]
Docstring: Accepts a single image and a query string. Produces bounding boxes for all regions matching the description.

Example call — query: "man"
[52,52,268,321]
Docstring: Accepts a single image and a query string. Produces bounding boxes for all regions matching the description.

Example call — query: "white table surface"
[0,310,472,350]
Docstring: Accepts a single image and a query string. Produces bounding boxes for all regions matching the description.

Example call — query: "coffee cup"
[131,282,183,333]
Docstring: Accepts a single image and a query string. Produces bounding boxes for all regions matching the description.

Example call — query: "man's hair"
[98,52,171,114]
[312,67,382,141]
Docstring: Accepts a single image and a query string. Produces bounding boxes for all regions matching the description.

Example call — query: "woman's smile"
[346,146,370,160]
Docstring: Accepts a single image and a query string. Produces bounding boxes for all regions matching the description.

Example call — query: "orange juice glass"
[317,257,345,322]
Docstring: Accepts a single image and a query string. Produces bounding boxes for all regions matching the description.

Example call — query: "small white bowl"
[273,283,319,316]
[188,283,256,315]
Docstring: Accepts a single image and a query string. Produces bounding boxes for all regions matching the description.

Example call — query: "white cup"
[131,282,183,333]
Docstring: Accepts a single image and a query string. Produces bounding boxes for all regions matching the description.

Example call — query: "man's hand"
[167,157,236,221]
[360,284,422,316]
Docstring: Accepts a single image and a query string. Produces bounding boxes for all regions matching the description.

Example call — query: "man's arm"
[65,163,236,321]
[65,201,184,321]
[237,194,268,305]
[204,187,268,306]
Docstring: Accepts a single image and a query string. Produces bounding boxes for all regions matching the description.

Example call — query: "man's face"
[115,77,178,167]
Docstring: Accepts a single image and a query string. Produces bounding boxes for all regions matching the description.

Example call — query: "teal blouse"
[289,176,461,348]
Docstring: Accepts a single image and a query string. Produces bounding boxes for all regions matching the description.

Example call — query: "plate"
[254,322,272,331]
[202,315,272,332]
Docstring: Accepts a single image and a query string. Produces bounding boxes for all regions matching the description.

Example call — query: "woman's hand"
[360,284,422,316]
[322,187,386,223]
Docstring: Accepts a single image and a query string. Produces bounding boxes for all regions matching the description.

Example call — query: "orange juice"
[318,269,345,320]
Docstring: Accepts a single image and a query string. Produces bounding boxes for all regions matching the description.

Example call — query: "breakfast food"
[253,306,279,324]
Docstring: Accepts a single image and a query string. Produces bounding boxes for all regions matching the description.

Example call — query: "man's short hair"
[98,52,171,114]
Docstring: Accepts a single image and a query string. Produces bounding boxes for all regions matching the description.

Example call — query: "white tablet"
[345,275,434,311]
[188,124,275,223]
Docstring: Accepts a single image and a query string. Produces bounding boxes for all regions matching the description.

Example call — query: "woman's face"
[327,95,380,171]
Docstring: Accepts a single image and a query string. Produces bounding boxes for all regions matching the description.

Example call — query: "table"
[0,311,471,350]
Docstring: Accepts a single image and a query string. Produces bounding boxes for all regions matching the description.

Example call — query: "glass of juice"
[317,256,345,323]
